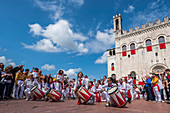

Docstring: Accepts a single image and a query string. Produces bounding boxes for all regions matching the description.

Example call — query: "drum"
[108,86,127,108]
[75,86,92,103]
[46,89,61,102]
[30,86,45,99]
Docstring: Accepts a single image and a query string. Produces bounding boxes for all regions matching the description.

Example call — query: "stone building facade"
[107,13,170,83]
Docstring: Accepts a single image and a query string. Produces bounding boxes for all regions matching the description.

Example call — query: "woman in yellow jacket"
[151,73,162,102]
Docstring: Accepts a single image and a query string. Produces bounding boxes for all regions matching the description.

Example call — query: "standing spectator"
[15,68,26,99]
[144,75,153,101]
[93,79,97,87]
[165,69,170,100]
[24,69,30,79]
[8,65,24,98]
[158,73,164,102]
[2,67,13,99]
[0,63,5,100]
[151,73,162,103]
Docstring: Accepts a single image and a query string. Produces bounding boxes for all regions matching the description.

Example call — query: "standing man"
[15,68,26,99]
[103,76,107,85]
[127,74,134,100]
[8,65,24,98]
[151,73,162,103]
[0,63,5,100]
[165,69,170,100]
[144,75,153,101]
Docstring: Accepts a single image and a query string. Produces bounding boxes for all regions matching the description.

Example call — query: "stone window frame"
[145,39,152,47]
[130,43,135,50]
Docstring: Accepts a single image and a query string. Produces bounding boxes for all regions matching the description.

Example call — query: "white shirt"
[127,78,133,86]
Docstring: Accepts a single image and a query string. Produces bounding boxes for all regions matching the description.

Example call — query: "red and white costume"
[118,82,126,98]
[95,84,102,102]
[88,85,96,97]
[55,73,64,94]
[127,77,134,100]
[24,78,38,100]
[102,83,117,103]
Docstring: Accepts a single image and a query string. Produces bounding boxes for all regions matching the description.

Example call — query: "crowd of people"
[0,62,170,107]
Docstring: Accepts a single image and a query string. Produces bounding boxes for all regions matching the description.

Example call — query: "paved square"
[0,99,169,113]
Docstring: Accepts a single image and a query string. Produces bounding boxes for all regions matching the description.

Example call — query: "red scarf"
[78,79,82,85]
[167,75,170,79]
[89,85,94,90]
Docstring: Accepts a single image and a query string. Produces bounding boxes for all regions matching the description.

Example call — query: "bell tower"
[113,13,123,37]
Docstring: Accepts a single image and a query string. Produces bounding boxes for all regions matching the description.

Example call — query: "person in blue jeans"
[144,75,153,101]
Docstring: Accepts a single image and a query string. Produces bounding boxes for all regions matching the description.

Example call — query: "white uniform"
[74,78,87,89]
[102,83,117,103]
[88,85,96,96]
[127,78,134,100]
[70,82,76,98]
[55,74,64,94]
[118,82,126,98]
[24,78,38,100]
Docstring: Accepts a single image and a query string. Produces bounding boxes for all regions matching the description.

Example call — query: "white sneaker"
[26,98,29,101]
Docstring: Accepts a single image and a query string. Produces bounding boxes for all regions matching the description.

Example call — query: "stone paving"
[0,99,169,113]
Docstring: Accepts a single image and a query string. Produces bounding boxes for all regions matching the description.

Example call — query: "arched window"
[116,19,119,30]
[130,43,135,50]
[109,50,112,56]
[130,43,136,55]
[158,36,166,49]
[122,45,126,51]
[111,63,114,71]
[146,39,152,51]
[122,45,127,56]
[158,36,165,44]
[146,39,152,46]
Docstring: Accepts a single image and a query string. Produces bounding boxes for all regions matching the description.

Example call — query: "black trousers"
[0,83,5,98]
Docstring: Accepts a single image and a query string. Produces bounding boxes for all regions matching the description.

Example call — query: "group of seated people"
[0,63,169,107]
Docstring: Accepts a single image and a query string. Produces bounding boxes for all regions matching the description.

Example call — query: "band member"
[118,78,126,98]
[74,72,86,105]
[55,70,64,94]
[124,79,132,103]
[151,73,162,102]
[96,80,102,102]
[32,68,39,81]
[15,68,26,99]
[24,73,38,101]
[70,79,76,99]
[103,76,107,85]
[127,74,134,100]
[88,81,96,104]
[47,77,55,89]
[102,77,117,107]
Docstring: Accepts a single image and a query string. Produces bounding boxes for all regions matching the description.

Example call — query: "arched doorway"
[150,64,168,74]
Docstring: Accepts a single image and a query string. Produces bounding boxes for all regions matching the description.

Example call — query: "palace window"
[146,39,152,51]
[116,19,119,30]
[122,45,127,56]
[130,43,136,55]
[111,63,114,71]
[158,36,166,49]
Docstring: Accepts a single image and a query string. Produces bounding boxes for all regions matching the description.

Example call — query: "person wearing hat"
[24,73,38,101]
[151,73,162,103]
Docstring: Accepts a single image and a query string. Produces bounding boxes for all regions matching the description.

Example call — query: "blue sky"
[0,0,170,80]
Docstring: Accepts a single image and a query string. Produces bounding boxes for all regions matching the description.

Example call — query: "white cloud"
[64,68,82,79]
[0,56,16,67]
[130,0,170,28]
[124,5,135,14]
[69,0,84,6]
[24,20,88,54]
[41,64,56,71]
[22,39,62,53]
[34,0,84,20]
[95,51,108,64]
[35,0,64,20]
[29,23,43,36]
[86,28,115,53]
